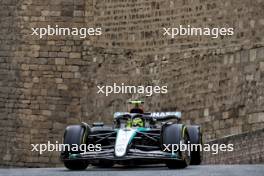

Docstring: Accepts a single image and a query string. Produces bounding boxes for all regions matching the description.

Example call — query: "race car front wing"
[61,148,181,161]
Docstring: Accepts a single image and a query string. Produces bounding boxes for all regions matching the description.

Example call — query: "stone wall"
[92,0,264,54]
[0,1,135,167]
[203,128,264,164]
[88,0,264,152]
[142,46,264,141]
[0,0,263,166]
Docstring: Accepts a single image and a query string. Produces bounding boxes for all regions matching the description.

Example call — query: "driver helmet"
[132,117,144,127]
[126,117,144,128]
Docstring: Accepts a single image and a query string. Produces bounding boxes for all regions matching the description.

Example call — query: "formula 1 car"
[60,101,202,170]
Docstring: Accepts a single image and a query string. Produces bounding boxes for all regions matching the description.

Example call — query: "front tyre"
[92,160,114,168]
[64,160,89,170]
[162,124,190,169]
[62,125,89,170]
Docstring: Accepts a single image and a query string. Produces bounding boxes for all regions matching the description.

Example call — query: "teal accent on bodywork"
[128,130,137,144]
[136,127,151,132]
[69,153,80,159]
[171,152,177,158]
[128,128,150,143]
[129,127,151,144]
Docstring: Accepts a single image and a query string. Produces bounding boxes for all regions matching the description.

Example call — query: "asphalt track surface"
[0,165,264,176]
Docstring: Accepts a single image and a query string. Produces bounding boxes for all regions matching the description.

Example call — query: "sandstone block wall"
[92,0,264,54]
[204,128,264,164]
[88,0,264,153]
[0,0,263,166]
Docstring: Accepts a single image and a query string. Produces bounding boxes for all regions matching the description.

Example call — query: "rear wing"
[114,111,181,121]
[114,112,129,119]
[149,112,181,120]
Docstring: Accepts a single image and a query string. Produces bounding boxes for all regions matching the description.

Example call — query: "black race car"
[61,101,202,170]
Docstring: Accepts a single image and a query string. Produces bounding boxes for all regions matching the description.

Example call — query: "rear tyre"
[62,125,89,170]
[162,124,190,169]
[187,125,202,165]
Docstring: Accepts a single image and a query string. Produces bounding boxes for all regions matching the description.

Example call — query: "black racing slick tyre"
[187,125,202,165]
[64,160,89,170]
[62,125,89,170]
[162,124,190,169]
[92,160,114,168]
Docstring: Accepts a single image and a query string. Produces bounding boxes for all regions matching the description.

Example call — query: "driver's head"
[132,117,144,127]
[125,117,144,128]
